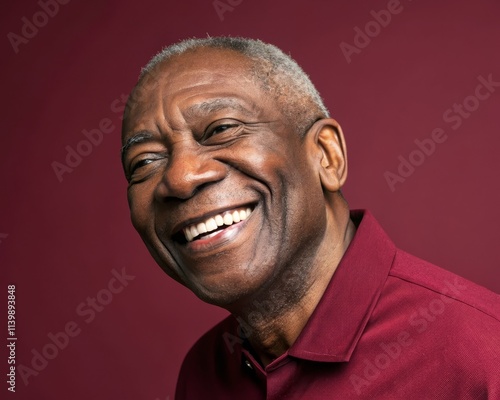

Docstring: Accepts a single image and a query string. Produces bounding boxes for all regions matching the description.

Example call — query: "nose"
[154,141,226,201]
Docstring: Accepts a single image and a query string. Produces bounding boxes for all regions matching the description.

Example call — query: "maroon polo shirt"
[175,210,500,399]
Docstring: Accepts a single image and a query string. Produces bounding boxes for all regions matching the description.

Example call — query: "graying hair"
[139,36,330,135]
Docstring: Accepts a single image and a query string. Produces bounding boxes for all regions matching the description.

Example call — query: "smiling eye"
[210,124,238,135]
[203,119,244,143]
[127,158,159,182]
[131,158,154,173]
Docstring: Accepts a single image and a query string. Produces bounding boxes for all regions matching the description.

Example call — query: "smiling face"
[122,48,339,308]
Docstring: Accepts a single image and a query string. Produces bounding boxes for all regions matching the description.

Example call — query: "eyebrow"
[183,98,254,120]
[121,131,155,162]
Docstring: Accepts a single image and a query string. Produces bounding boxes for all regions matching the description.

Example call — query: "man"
[121,37,500,399]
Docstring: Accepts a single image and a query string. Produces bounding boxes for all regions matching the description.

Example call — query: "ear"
[306,118,348,192]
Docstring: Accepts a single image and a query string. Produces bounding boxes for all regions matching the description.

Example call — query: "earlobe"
[309,119,348,193]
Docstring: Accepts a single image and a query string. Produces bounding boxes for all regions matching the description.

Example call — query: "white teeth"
[181,207,253,242]
[215,215,224,226]
[190,225,199,238]
[206,218,217,231]
[223,213,233,226]
[197,222,207,234]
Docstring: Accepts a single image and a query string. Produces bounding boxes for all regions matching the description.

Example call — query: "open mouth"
[173,206,254,244]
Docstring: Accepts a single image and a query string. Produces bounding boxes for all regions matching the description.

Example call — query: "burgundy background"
[1,0,499,399]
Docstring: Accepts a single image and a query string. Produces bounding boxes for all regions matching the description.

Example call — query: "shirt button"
[244,360,253,370]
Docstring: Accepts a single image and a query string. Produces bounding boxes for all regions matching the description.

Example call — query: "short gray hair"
[139,36,330,135]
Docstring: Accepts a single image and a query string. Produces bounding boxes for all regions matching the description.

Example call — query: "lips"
[178,206,253,243]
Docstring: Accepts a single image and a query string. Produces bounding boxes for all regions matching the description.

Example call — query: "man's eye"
[210,124,237,136]
[130,158,154,174]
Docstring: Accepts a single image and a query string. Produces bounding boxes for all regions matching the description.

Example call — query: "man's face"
[122,48,329,307]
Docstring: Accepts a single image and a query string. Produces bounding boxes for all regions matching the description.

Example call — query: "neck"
[233,203,356,367]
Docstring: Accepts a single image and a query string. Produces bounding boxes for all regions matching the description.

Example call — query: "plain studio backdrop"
[1,0,499,399]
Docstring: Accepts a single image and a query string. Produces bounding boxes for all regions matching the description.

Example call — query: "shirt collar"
[288,209,396,362]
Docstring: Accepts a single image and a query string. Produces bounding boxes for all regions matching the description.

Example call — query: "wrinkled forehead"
[136,48,257,99]
[122,48,260,135]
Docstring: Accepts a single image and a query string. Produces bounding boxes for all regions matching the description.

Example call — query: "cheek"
[127,184,156,234]
[231,140,291,182]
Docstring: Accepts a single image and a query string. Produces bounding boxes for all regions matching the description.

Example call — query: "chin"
[193,289,243,308]
[188,277,262,309]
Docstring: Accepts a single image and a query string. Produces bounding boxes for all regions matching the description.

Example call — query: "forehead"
[172,46,254,71]
[122,48,268,136]
[143,49,261,100]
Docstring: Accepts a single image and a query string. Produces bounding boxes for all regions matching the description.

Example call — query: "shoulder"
[360,249,500,395]
[374,249,500,385]
[389,249,500,322]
